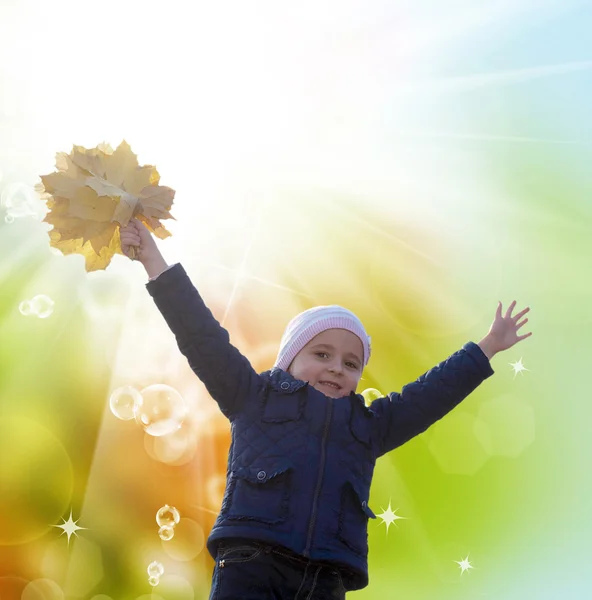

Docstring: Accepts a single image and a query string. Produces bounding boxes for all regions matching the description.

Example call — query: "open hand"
[485,300,532,354]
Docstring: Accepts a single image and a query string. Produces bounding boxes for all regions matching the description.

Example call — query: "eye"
[346,362,359,370]
[315,352,329,359]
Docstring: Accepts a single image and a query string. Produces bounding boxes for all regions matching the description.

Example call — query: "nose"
[328,360,343,374]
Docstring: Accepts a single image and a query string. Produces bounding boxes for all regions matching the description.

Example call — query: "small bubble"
[4,213,14,224]
[135,384,187,437]
[31,294,55,319]
[109,386,142,421]
[148,575,160,587]
[0,182,40,218]
[21,578,65,600]
[206,474,227,510]
[147,561,164,578]
[19,300,33,316]
[156,505,180,528]
[361,388,384,406]
[158,526,174,541]
[161,518,205,562]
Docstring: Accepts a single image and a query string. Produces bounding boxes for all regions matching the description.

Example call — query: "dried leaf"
[112,192,140,225]
[105,140,137,188]
[70,144,110,178]
[38,140,175,272]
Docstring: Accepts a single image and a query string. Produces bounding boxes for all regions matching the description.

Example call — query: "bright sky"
[1,0,570,179]
[0,0,586,258]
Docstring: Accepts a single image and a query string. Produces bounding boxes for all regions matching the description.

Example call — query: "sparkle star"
[376,500,406,534]
[51,509,87,545]
[509,357,529,379]
[455,555,474,575]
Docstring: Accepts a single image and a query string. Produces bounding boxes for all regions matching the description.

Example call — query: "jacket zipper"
[303,397,333,557]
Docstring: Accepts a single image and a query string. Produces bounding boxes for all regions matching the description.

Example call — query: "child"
[120,219,532,599]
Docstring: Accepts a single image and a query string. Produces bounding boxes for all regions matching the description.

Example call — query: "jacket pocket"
[226,462,292,524]
[337,480,376,556]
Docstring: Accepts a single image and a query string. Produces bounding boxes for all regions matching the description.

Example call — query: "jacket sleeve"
[371,341,495,457]
[145,263,261,419]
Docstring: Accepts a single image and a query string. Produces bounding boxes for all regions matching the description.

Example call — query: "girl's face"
[287,328,364,398]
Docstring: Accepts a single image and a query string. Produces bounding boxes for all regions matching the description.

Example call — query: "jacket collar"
[263,367,309,393]
[264,368,366,406]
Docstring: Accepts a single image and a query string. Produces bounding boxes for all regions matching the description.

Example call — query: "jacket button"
[257,470,266,480]
[362,500,367,509]
[280,382,290,390]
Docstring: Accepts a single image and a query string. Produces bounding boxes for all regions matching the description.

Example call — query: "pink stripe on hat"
[274,305,371,371]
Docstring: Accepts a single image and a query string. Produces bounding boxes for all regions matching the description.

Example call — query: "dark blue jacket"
[146,264,495,590]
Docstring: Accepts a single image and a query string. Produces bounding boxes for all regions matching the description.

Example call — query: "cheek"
[288,363,306,380]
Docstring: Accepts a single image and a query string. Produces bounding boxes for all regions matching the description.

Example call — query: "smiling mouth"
[319,381,342,391]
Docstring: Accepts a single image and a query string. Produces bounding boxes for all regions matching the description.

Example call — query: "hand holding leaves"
[37,141,175,271]
[120,218,160,263]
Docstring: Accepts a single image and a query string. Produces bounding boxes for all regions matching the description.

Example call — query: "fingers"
[504,300,517,319]
[513,306,530,321]
[120,221,142,240]
[501,301,531,321]
[120,224,136,235]
[120,232,141,246]
[132,217,149,233]
[516,318,528,329]
[121,219,142,232]
[120,220,146,261]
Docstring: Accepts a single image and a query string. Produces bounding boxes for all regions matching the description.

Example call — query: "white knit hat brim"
[274,306,371,371]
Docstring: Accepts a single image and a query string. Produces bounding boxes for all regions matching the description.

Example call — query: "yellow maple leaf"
[37,141,175,271]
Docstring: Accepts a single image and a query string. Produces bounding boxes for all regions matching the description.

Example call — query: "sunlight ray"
[392,130,592,146]
[402,60,592,94]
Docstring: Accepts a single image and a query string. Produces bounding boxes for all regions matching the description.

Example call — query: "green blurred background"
[1,1,591,598]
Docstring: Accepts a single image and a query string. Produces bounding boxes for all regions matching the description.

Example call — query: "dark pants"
[209,539,349,599]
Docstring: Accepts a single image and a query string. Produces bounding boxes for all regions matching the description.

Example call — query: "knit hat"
[274,305,371,371]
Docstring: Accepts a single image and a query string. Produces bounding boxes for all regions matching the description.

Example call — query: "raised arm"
[121,219,261,418]
[371,300,532,457]
[372,341,494,457]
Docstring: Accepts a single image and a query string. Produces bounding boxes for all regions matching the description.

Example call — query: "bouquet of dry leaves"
[36,141,175,271]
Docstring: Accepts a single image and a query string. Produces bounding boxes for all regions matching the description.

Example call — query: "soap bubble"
[21,578,65,600]
[147,422,197,466]
[0,182,41,219]
[31,294,55,319]
[158,526,174,542]
[148,576,160,587]
[5,213,14,224]
[80,270,130,321]
[161,518,205,562]
[19,300,33,316]
[134,384,187,437]
[156,505,180,528]
[361,388,384,406]
[109,386,142,421]
[147,561,164,578]
[206,474,227,510]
